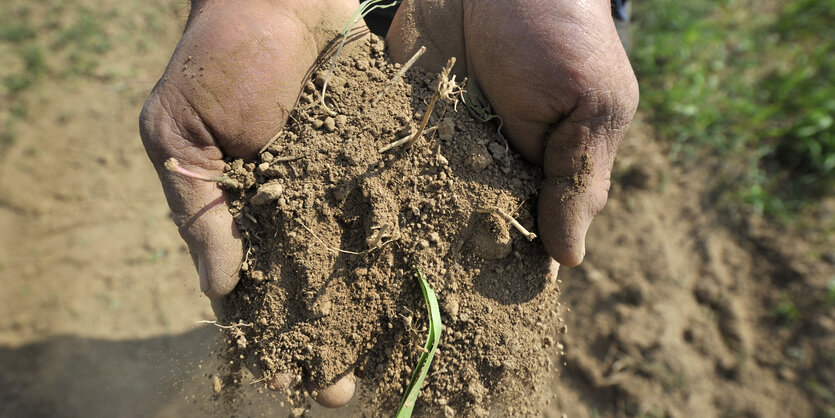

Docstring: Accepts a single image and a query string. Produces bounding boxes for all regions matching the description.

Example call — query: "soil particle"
[219,34,562,416]
[250,182,284,206]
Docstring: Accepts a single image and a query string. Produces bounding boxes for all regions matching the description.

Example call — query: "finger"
[538,86,637,266]
[251,359,356,408]
[139,85,244,300]
[179,191,244,300]
[387,0,467,77]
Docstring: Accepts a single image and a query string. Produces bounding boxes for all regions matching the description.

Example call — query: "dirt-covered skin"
[139,0,637,408]
[3,1,834,418]
[388,0,640,267]
[220,35,564,416]
[139,0,362,303]
[138,0,366,403]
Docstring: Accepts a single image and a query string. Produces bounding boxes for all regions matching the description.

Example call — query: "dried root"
[380,57,466,153]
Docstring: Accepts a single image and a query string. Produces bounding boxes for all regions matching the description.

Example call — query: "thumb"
[537,136,612,267]
[140,91,243,301]
[537,92,632,267]
[178,187,243,300]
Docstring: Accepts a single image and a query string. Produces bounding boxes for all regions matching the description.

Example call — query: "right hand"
[387,0,639,267]
[138,0,361,407]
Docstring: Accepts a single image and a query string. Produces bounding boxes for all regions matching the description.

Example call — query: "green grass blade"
[395,268,442,418]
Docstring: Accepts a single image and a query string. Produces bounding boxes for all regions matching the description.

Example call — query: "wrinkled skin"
[140,0,637,408]
[389,0,639,266]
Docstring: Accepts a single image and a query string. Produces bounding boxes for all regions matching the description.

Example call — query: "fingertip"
[544,236,585,268]
[188,205,244,300]
[306,373,356,408]
[548,258,561,280]
[538,188,592,268]
[562,241,585,267]
[203,272,239,300]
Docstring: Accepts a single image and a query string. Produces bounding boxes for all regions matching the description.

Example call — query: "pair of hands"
[140,0,637,408]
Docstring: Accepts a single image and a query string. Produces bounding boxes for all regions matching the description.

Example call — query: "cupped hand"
[388,0,639,267]
[138,0,360,407]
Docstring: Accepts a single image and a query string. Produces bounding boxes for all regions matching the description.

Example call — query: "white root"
[296,219,396,255]
[380,57,462,153]
[379,127,436,153]
[484,207,538,241]
[197,320,253,329]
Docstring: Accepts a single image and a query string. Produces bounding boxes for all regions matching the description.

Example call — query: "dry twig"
[375,46,426,103]
[479,207,538,241]
[380,57,465,153]
[296,219,396,254]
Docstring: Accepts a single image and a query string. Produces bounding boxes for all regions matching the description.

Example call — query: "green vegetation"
[633,0,835,219]
[0,3,116,158]
[396,268,442,418]
[771,292,800,324]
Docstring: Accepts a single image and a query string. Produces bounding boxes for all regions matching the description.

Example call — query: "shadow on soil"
[0,327,223,418]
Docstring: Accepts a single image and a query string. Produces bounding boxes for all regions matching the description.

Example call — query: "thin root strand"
[484,207,538,241]
[164,158,241,189]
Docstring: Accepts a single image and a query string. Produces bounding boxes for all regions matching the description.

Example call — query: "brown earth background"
[1,0,833,417]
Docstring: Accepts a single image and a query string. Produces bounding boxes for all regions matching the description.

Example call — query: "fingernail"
[198,257,209,293]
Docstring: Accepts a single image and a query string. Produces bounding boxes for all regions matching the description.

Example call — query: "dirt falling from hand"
[220,34,564,416]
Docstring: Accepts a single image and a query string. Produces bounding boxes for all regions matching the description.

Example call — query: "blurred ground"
[0,0,832,417]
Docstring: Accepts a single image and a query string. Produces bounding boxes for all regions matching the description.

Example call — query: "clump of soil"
[221,34,564,416]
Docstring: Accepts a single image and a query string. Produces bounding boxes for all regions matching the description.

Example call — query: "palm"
[139,0,363,407]
[388,0,638,266]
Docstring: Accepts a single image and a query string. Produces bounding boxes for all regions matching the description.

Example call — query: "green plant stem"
[395,268,442,418]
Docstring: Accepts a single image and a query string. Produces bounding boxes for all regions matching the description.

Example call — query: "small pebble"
[251,182,284,205]
[488,142,506,159]
[212,375,222,394]
[324,117,336,132]
[314,71,328,88]
[444,405,456,417]
[467,149,492,172]
[335,114,348,129]
[446,299,460,317]
[257,162,271,174]
[438,118,455,140]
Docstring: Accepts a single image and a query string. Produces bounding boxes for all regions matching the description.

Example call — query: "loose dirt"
[2,2,833,417]
[219,34,563,416]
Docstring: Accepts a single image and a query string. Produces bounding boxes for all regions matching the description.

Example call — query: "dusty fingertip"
[306,373,356,408]
[541,233,585,268]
